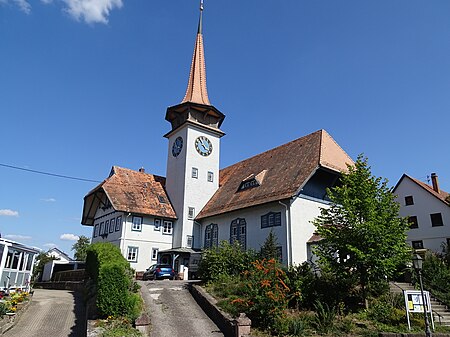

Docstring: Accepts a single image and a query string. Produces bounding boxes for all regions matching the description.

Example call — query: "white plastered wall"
[394,178,450,253]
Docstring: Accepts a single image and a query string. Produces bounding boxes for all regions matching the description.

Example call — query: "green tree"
[313,154,410,308]
[260,230,280,261]
[72,235,91,261]
[32,251,58,281]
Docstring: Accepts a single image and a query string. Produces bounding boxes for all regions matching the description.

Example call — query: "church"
[81,4,353,274]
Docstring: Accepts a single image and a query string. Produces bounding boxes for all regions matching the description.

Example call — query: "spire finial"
[181,0,210,105]
[198,0,204,34]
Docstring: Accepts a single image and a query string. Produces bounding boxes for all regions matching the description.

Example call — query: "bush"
[241,259,290,330]
[198,241,257,282]
[86,242,141,320]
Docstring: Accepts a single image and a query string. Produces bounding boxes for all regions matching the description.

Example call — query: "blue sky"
[1,0,449,256]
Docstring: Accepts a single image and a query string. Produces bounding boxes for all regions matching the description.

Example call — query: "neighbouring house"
[41,247,85,282]
[393,173,450,253]
[47,247,72,262]
[81,6,353,273]
[0,238,39,291]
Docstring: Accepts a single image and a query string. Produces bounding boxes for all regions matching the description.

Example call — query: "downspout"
[278,200,292,266]
[120,212,131,255]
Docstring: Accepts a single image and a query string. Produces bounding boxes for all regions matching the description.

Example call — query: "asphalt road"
[140,280,224,337]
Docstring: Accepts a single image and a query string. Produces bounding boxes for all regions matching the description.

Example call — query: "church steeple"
[181,0,210,105]
[164,0,225,137]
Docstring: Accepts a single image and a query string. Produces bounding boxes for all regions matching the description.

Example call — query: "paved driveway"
[140,280,224,337]
[3,289,86,337]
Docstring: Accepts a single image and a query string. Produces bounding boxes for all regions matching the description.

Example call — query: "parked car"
[143,264,175,280]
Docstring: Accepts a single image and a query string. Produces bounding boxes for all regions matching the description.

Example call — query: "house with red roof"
[393,173,450,253]
[81,5,353,273]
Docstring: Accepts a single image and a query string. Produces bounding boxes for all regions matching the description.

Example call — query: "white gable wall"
[290,195,329,265]
[395,177,450,253]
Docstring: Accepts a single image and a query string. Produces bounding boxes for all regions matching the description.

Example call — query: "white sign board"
[404,290,434,330]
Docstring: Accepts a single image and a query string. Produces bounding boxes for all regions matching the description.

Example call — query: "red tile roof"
[82,166,176,226]
[197,129,353,219]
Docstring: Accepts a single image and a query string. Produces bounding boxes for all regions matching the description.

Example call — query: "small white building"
[0,238,39,291]
[47,247,72,262]
[393,173,450,253]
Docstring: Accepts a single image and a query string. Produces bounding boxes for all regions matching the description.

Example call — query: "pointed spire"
[181,0,210,105]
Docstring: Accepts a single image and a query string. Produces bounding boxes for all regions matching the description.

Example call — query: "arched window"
[204,224,219,248]
[230,218,246,249]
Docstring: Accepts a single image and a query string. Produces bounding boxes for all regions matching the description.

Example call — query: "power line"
[0,163,101,183]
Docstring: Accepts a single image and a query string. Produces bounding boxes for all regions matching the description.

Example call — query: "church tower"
[164,1,225,249]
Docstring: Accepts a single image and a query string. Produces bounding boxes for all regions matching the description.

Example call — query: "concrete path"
[3,289,86,337]
[140,280,224,337]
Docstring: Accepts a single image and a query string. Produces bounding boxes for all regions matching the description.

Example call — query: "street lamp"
[412,254,432,337]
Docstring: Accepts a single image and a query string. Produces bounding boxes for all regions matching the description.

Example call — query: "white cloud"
[43,243,57,248]
[4,234,32,240]
[60,233,79,241]
[14,0,31,13]
[0,0,32,13]
[0,209,19,217]
[41,0,123,24]
[41,198,56,202]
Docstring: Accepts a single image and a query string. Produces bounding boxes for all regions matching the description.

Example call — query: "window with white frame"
[151,248,158,261]
[207,171,214,182]
[154,218,161,231]
[132,216,142,231]
[105,220,109,234]
[188,207,195,219]
[94,224,99,237]
[100,222,104,235]
[230,218,247,249]
[127,246,139,262]
[192,167,198,179]
[187,235,193,248]
[109,218,115,233]
[163,221,173,234]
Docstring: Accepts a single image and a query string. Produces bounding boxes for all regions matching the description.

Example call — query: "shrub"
[198,241,257,282]
[0,302,8,316]
[241,259,290,330]
[86,242,141,320]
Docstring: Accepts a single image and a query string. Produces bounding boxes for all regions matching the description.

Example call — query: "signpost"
[404,290,435,331]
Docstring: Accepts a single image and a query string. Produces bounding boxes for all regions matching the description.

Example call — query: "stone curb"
[188,283,251,337]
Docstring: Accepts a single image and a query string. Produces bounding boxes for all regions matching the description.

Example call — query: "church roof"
[81,166,176,226]
[393,174,450,206]
[181,4,210,105]
[197,129,353,219]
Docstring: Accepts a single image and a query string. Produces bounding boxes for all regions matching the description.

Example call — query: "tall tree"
[72,235,91,261]
[313,155,410,307]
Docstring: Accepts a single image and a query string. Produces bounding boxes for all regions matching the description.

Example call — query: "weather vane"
[200,0,204,11]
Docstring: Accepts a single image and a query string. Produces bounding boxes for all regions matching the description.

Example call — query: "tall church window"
[230,218,247,249]
[204,224,218,248]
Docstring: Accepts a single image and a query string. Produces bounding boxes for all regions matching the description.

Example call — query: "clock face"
[195,136,213,156]
[172,136,183,157]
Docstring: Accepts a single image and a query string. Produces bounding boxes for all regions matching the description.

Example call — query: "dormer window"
[238,170,267,192]
[158,195,166,204]
[238,178,260,191]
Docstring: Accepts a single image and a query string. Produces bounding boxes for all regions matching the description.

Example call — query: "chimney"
[431,173,440,194]
[139,167,145,173]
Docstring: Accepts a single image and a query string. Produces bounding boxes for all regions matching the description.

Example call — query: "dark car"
[143,264,175,280]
